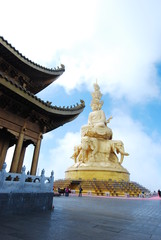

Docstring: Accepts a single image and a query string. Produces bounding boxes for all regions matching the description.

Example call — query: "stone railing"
[0,162,54,193]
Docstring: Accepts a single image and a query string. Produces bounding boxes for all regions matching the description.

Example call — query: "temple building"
[0,36,85,175]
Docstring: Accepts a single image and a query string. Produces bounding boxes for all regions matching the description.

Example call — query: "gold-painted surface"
[65,167,130,181]
[66,82,130,185]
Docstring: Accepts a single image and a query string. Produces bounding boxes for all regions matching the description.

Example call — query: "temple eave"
[0,75,85,115]
[0,75,85,133]
[0,36,65,94]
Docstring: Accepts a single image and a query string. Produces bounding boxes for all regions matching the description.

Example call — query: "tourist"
[65,187,69,197]
[158,189,161,197]
[78,185,83,197]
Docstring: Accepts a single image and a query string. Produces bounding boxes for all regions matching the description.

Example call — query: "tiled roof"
[0,37,85,131]
[0,36,65,94]
[0,36,65,74]
[0,73,85,115]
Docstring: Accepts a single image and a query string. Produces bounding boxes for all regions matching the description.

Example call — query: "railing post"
[0,162,7,189]
[50,170,54,191]
[40,169,45,190]
[19,166,26,189]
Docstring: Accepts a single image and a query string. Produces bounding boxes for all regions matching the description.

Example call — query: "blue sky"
[1,0,161,191]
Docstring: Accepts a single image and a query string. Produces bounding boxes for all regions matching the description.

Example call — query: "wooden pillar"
[10,125,26,173]
[0,138,3,155]
[0,138,4,167]
[30,133,43,175]
[0,138,10,170]
[17,140,31,173]
[16,144,26,173]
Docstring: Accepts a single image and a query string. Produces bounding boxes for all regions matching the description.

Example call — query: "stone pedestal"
[65,165,130,182]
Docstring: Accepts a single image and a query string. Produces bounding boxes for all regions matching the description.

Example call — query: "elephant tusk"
[119,149,129,156]
[120,153,124,165]
[124,152,129,156]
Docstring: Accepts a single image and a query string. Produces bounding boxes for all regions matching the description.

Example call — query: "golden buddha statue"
[81,82,113,140]
[65,82,130,181]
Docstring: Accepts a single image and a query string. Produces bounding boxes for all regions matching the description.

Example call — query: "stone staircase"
[54,179,150,197]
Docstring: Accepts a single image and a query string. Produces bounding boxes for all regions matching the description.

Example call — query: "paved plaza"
[0,195,161,240]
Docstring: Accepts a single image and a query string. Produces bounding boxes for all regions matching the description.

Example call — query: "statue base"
[65,166,130,182]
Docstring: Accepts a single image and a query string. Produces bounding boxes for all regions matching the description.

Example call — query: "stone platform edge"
[0,192,54,215]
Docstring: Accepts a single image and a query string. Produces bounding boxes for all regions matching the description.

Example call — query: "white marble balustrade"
[0,162,54,193]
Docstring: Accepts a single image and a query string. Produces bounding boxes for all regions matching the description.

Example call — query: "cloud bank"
[1,1,161,104]
[54,1,161,104]
[110,109,161,191]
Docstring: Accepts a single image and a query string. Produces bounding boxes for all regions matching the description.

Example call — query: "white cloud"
[43,132,54,141]
[55,0,161,103]
[1,1,161,103]
[110,109,161,191]
[39,132,81,179]
[0,0,97,65]
[5,146,15,172]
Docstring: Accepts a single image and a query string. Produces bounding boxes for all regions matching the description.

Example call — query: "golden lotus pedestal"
[65,165,130,182]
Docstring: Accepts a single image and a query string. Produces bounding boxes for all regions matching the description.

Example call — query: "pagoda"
[0,37,85,214]
[0,36,85,175]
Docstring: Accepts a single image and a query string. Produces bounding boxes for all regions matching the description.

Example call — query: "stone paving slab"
[0,195,161,240]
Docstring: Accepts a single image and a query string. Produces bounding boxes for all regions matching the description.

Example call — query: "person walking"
[65,187,69,197]
[78,185,83,197]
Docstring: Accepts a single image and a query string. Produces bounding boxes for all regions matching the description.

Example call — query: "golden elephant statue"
[81,137,129,164]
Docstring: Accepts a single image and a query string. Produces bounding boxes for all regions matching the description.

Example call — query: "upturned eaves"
[0,36,65,94]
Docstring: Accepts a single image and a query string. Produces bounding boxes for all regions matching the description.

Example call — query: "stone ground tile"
[0,196,161,240]
[119,229,151,239]
[1,235,19,240]
[151,235,161,240]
